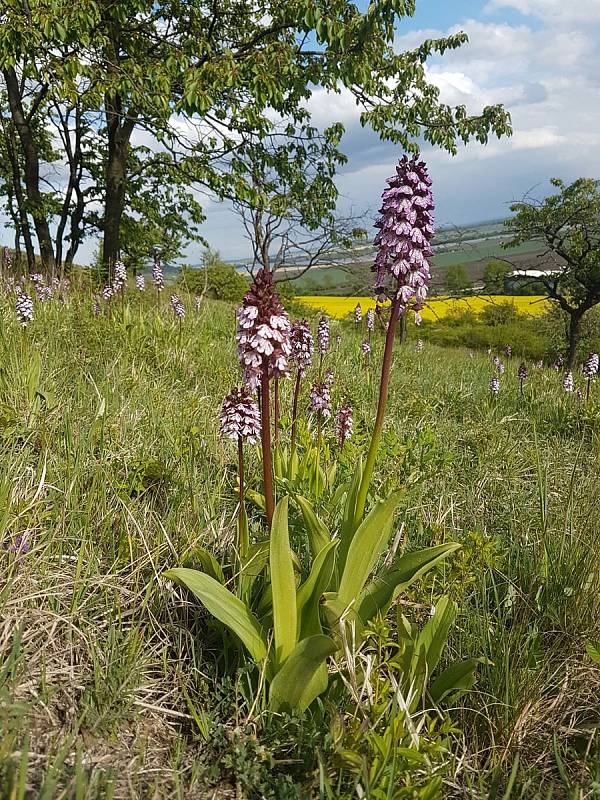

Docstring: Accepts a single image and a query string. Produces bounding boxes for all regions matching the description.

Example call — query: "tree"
[0,0,512,273]
[504,178,600,367]
[444,263,470,294]
[483,259,511,293]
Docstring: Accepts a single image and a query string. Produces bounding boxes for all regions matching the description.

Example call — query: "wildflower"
[102,284,114,301]
[9,534,29,555]
[504,344,512,358]
[317,315,330,356]
[563,371,574,393]
[366,308,375,332]
[576,387,583,401]
[536,359,544,369]
[220,387,261,443]
[236,268,291,391]
[517,363,528,382]
[135,274,145,292]
[310,381,331,419]
[493,356,505,375]
[361,340,371,356]
[15,290,34,326]
[92,294,101,316]
[170,293,185,319]
[152,252,164,292]
[553,355,564,372]
[354,303,362,323]
[582,352,599,379]
[112,260,127,292]
[335,405,353,446]
[372,154,434,317]
[416,338,423,353]
[289,319,314,376]
[324,370,334,387]
[490,376,500,397]
[2,246,12,269]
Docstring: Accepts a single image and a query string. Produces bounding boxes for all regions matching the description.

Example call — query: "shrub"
[479,302,519,326]
[177,264,248,302]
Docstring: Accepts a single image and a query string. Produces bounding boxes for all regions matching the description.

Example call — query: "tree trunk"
[1,114,36,273]
[103,91,135,273]
[567,312,582,369]
[3,67,56,273]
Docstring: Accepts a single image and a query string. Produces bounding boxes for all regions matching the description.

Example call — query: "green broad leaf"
[296,540,338,638]
[337,456,363,575]
[357,543,461,623]
[186,545,225,584]
[414,596,457,677]
[586,641,600,664]
[270,497,297,670]
[164,568,267,662]
[429,659,479,704]
[296,495,331,558]
[337,492,403,608]
[246,489,266,511]
[320,593,364,640]
[268,635,338,712]
[238,540,270,603]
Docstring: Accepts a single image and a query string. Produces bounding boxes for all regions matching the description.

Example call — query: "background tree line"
[0,0,510,278]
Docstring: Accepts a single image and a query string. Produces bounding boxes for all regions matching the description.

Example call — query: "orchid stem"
[353,300,402,528]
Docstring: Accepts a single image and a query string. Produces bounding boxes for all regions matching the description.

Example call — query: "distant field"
[299,294,550,320]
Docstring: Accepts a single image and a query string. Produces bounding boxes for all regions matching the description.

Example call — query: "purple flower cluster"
[583,352,599,379]
[317,315,330,356]
[102,284,115,301]
[15,290,34,326]
[92,295,101,316]
[335,405,353,446]
[220,387,262,443]
[236,268,291,391]
[361,341,371,356]
[504,344,512,358]
[170,293,185,319]
[309,380,331,419]
[113,260,127,292]
[416,338,423,353]
[563,371,574,393]
[135,274,145,292]
[517,363,528,382]
[365,308,375,332]
[354,303,362,323]
[290,319,314,375]
[373,154,434,321]
[490,376,500,396]
[553,355,565,372]
[152,253,164,292]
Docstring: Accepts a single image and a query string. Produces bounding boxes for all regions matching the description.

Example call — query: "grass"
[298,294,550,321]
[1,290,599,798]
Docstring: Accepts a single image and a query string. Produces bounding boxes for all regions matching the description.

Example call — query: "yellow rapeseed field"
[298,294,549,320]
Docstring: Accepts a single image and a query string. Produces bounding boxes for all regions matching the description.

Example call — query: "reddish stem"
[273,377,280,445]
[260,365,274,528]
[353,298,402,527]
[290,371,302,451]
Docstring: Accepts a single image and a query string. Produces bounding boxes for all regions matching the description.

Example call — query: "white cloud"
[484,0,600,24]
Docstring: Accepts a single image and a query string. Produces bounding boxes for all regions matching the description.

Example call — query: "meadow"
[1,286,599,799]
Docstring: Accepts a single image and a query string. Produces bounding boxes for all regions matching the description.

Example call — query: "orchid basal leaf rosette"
[164,156,462,714]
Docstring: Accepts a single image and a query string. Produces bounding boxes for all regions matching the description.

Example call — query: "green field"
[1,290,599,798]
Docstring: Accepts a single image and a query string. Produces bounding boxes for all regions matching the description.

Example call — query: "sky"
[199,0,600,261]
[2,0,599,264]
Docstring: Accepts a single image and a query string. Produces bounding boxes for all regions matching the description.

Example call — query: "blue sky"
[2,0,599,264]
[196,0,600,261]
